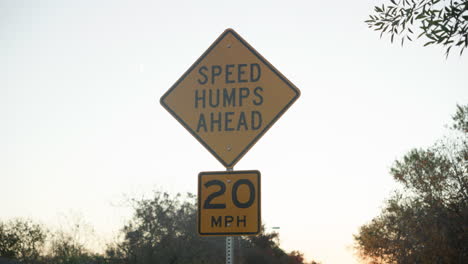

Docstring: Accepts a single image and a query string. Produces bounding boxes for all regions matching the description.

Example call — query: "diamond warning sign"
[160,29,300,168]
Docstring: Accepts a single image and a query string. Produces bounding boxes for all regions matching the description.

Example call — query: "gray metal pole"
[226,167,234,264]
[226,236,234,264]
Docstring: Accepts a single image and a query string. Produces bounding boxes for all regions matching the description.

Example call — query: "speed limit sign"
[198,170,261,236]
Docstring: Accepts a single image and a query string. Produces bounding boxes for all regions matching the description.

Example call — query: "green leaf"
[380,31,386,38]
[445,47,451,60]
[440,24,449,32]
[424,41,434,46]
[427,34,436,40]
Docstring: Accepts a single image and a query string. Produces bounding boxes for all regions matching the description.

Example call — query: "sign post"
[226,235,233,264]
[160,28,300,264]
[226,168,233,264]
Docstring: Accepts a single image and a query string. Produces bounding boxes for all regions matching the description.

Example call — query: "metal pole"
[226,167,234,264]
[226,236,234,264]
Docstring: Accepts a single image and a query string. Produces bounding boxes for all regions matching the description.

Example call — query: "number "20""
[204,179,255,209]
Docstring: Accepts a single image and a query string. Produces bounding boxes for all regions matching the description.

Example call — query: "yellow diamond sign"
[160,29,300,168]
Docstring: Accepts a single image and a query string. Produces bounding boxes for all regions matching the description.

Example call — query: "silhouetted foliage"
[1,189,319,263]
[366,0,468,56]
[242,229,287,264]
[107,192,315,264]
[48,231,97,264]
[354,104,468,263]
[0,219,46,264]
[452,104,468,132]
[105,192,225,264]
[0,218,109,264]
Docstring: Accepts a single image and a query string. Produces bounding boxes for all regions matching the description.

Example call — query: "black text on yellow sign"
[160,29,300,169]
[198,170,261,236]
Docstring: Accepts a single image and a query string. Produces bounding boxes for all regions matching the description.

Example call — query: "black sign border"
[198,170,261,236]
[160,28,300,168]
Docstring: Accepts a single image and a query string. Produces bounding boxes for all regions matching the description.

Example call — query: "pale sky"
[1,0,467,263]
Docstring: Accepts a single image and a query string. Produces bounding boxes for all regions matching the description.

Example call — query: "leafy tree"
[242,229,289,264]
[48,231,97,264]
[45,214,109,264]
[287,251,306,264]
[0,218,108,264]
[0,219,47,263]
[366,0,468,56]
[227,227,311,264]
[452,104,468,132]
[107,192,316,264]
[106,192,225,264]
[354,105,468,263]
[0,192,319,264]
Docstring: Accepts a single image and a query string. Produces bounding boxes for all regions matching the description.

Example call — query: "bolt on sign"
[160,28,300,168]
[198,170,260,236]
